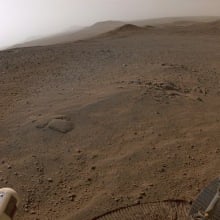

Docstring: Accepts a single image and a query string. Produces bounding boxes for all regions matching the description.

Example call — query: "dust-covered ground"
[1,21,220,220]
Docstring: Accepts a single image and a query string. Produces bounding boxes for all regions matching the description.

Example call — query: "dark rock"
[47,178,53,183]
[197,97,203,102]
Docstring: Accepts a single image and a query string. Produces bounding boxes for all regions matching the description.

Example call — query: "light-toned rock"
[48,119,74,133]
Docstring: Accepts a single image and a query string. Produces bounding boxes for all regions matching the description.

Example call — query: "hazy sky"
[1,0,220,49]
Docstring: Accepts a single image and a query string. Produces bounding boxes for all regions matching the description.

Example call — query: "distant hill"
[5,16,220,50]
[112,24,144,32]
[13,21,126,48]
[131,16,220,26]
[13,26,83,48]
[161,19,220,35]
[188,19,220,33]
[99,24,150,38]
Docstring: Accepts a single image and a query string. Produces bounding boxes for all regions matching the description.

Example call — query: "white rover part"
[0,188,19,220]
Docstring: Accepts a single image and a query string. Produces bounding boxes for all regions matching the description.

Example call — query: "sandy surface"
[1,21,220,219]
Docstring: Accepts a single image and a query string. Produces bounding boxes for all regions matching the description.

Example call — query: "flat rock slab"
[47,119,74,133]
[35,118,50,129]
[35,115,73,133]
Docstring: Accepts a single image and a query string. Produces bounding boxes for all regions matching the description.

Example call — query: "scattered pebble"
[91,166,96,170]
[197,97,203,102]
[47,178,53,183]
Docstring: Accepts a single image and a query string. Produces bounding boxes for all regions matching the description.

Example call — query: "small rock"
[197,97,203,102]
[140,191,146,196]
[47,178,53,183]
[158,168,165,173]
[68,194,76,201]
[30,210,36,215]
[91,166,96,170]
[91,154,98,159]
[135,199,140,204]
[137,195,143,200]
[36,119,49,129]
[48,119,74,133]
[114,198,120,202]
[76,149,82,153]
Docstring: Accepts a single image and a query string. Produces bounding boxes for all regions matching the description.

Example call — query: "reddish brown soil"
[1,21,220,220]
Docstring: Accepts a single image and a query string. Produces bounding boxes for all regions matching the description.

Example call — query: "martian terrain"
[1,18,220,219]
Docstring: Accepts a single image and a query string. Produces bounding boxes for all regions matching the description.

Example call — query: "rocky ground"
[1,21,220,220]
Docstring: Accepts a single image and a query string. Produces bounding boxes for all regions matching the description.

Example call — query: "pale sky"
[1,0,220,49]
